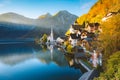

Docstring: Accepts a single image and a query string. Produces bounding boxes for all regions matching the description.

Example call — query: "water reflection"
[47,44,54,60]
[0,44,82,80]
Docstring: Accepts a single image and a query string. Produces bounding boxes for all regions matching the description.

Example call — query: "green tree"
[94,14,120,80]
[66,44,73,54]
[94,51,120,80]
[40,34,48,43]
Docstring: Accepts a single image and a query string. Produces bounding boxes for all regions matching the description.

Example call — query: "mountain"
[0,21,35,39]
[0,10,78,38]
[39,13,52,19]
[0,12,35,25]
[35,10,78,35]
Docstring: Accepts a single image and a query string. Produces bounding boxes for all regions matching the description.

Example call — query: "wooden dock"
[79,69,99,80]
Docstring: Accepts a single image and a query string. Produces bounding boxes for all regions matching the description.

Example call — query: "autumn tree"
[40,34,48,43]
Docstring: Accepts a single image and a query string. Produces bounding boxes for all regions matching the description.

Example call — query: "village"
[32,9,120,79]
[36,10,120,69]
[38,20,103,69]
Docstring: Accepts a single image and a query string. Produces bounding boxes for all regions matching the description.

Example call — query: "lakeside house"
[62,21,103,68]
[67,21,85,47]
[69,24,83,34]
[64,20,102,49]
[56,36,67,45]
[68,24,83,47]
[69,33,79,47]
[85,23,100,33]
[81,30,88,40]
[68,23,98,47]
[56,37,64,44]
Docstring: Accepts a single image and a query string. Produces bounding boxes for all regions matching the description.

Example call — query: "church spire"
[50,27,54,42]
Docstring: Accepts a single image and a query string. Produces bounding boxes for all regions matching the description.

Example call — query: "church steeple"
[50,27,54,43]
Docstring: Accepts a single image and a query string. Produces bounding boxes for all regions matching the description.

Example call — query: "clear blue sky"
[0,0,98,19]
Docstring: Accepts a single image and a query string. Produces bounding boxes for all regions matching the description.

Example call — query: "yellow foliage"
[77,14,87,25]
[67,44,73,53]
[99,14,120,54]
[76,0,120,79]
[77,0,120,24]
[40,34,48,43]
[65,29,70,36]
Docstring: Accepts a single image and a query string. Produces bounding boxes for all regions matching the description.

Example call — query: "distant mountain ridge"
[38,13,52,19]
[0,10,78,38]
[0,12,35,25]
[0,10,77,27]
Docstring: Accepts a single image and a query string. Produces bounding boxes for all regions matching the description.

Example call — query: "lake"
[0,43,82,80]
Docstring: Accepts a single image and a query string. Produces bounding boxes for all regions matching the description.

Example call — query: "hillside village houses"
[85,23,99,33]
[66,21,102,47]
[64,21,102,67]
[56,37,64,44]
[69,24,82,47]
[56,36,67,45]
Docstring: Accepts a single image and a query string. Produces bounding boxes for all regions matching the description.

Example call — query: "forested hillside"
[76,0,120,79]
[77,0,120,24]
[94,13,120,80]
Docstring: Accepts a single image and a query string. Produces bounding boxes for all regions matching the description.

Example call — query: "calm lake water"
[0,43,82,80]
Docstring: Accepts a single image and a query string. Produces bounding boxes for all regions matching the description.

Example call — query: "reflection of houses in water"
[90,50,102,67]
[0,48,68,67]
[47,44,54,60]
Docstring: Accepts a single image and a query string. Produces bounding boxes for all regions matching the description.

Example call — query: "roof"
[88,23,94,27]
[81,30,88,34]
[72,24,84,30]
[70,33,80,39]
[74,20,78,24]
[87,32,95,38]
[88,23,100,27]
[60,36,68,40]
[94,23,100,27]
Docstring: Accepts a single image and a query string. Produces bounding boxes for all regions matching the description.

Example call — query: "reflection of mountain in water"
[0,44,82,80]
[0,44,68,66]
[37,47,68,67]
